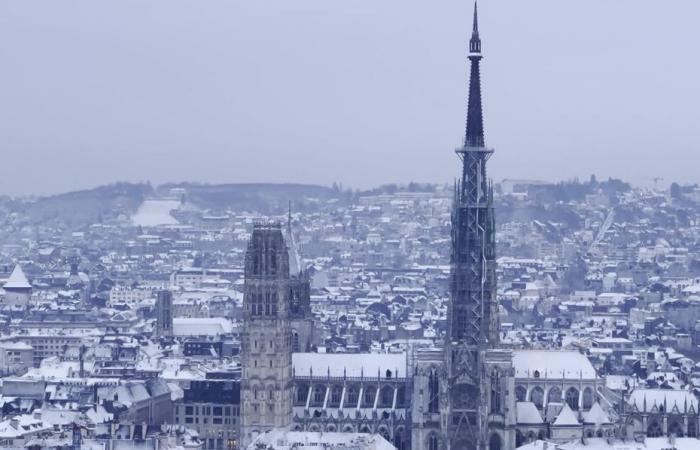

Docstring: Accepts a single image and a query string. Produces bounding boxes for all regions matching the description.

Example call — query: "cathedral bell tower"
[240,223,294,447]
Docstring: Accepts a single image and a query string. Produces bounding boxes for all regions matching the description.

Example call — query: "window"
[213,407,222,416]
[428,369,439,413]
[364,387,376,407]
[565,388,579,410]
[347,387,359,406]
[428,434,438,450]
[313,386,325,405]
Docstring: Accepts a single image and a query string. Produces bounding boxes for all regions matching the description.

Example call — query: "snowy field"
[131,199,180,226]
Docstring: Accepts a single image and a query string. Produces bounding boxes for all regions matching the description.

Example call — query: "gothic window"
[270,247,277,274]
[582,387,593,409]
[565,387,580,410]
[347,387,359,406]
[296,385,309,404]
[515,385,527,402]
[393,428,406,450]
[688,418,697,437]
[530,387,544,408]
[396,386,406,407]
[363,387,376,407]
[292,332,300,353]
[488,434,502,450]
[428,369,439,413]
[548,387,562,404]
[313,386,325,405]
[330,386,343,406]
[647,421,662,437]
[668,420,684,437]
[490,370,501,413]
[428,434,439,450]
[380,386,394,407]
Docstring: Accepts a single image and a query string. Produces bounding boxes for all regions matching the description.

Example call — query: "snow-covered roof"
[583,402,611,425]
[628,388,698,414]
[516,401,543,424]
[3,265,31,290]
[513,350,597,379]
[552,404,580,427]
[172,317,233,336]
[292,352,407,378]
[250,430,396,450]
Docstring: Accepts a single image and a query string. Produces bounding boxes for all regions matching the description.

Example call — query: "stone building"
[240,223,295,447]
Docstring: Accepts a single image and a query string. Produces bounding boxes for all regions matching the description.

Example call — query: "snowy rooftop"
[292,352,407,379]
[172,317,233,336]
[250,429,396,450]
[3,265,31,290]
[513,350,597,379]
[628,388,698,413]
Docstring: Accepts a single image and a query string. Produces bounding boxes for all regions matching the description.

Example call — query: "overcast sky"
[0,1,698,196]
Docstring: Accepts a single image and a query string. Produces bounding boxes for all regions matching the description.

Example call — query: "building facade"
[240,224,294,447]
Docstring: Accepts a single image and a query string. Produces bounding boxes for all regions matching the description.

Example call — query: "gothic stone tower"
[241,223,294,447]
[445,4,514,450]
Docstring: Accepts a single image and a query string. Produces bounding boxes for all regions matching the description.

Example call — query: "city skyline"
[1,0,699,196]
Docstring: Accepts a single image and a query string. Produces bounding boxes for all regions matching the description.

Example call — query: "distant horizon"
[4,174,680,200]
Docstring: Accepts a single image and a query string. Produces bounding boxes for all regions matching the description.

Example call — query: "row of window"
[295,385,406,408]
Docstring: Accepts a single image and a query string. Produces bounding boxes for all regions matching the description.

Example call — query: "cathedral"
[411,4,516,450]
[240,4,619,450]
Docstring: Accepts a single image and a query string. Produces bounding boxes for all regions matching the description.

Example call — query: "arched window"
[396,386,406,407]
[428,434,439,450]
[548,387,562,404]
[296,385,309,404]
[363,387,376,407]
[565,387,580,410]
[380,386,394,407]
[428,369,439,413]
[647,421,663,437]
[582,387,594,409]
[312,385,325,405]
[330,385,343,406]
[515,385,527,402]
[489,434,502,450]
[393,428,406,450]
[292,331,300,353]
[347,386,359,406]
[490,370,501,413]
[669,420,684,437]
[530,387,544,408]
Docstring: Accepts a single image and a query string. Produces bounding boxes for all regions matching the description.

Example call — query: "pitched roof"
[583,402,611,425]
[516,401,543,424]
[553,404,580,427]
[3,265,31,290]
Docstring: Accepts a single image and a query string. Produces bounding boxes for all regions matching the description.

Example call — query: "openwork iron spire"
[465,1,485,148]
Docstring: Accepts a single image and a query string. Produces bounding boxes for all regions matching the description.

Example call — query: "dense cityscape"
[1,3,700,450]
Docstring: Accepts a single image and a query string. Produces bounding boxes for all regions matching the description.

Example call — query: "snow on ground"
[131,199,180,226]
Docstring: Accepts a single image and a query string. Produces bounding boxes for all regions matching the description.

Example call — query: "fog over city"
[0,0,698,196]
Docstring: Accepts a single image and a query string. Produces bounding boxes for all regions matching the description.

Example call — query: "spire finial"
[470,2,481,54]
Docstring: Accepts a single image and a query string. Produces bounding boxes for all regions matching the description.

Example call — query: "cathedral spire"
[470,2,481,54]
[465,1,485,148]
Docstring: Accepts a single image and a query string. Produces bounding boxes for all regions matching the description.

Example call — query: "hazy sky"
[0,1,698,196]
